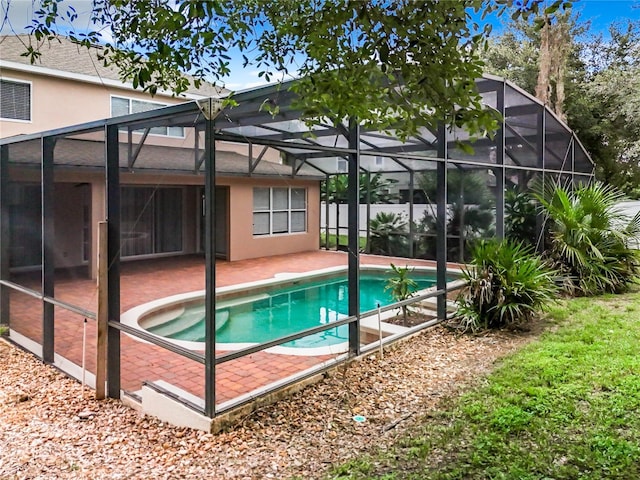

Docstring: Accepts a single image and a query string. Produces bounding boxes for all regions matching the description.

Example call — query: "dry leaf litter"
[0,324,541,479]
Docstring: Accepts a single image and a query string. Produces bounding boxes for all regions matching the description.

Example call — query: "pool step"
[415,297,458,314]
[148,308,229,340]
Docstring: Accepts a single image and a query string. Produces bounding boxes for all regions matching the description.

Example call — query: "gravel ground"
[0,324,542,479]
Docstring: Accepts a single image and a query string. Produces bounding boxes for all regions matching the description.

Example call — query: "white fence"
[619,201,640,249]
[619,201,640,218]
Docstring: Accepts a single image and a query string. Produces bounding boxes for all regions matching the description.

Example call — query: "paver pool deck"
[7,250,440,410]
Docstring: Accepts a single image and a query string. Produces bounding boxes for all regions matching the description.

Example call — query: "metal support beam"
[0,145,10,327]
[105,124,121,398]
[571,136,576,184]
[436,124,448,320]
[194,124,201,172]
[204,101,219,418]
[324,175,330,249]
[41,136,55,363]
[347,117,360,356]
[250,146,269,174]
[366,171,371,253]
[128,127,151,170]
[458,174,465,263]
[495,82,506,240]
[535,108,546,253]
[204,119,217,417]
[408,170,415,258]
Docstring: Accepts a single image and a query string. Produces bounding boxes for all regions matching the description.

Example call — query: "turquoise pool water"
[146,272,437,348]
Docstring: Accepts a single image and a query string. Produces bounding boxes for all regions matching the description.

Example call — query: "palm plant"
[416,169,495,261]
[456,239,559,332]
[385,263,418,326]
[321,173,399,249]
[369,212,408,256]
[535,181,640,295]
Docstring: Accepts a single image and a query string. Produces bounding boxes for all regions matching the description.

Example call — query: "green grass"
[321,233,367,250]
[328,286,640,479]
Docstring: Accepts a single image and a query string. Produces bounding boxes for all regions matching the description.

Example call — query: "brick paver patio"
[7,250,438,410]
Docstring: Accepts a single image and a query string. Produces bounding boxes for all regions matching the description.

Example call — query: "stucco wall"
[1,67,281,164]
[220,177,320,261]
[1,69,189,138]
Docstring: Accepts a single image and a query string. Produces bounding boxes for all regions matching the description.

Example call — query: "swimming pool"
[144,272,437,348]
[124,266,443,354]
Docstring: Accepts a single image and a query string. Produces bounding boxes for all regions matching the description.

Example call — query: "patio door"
[200,186,228,258]
[120,186,183,257]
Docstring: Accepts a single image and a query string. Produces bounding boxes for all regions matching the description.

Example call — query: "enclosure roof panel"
[1,73,594,177]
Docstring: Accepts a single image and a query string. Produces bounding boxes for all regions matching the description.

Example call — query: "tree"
[15,0,569,140]
[535,11,571,121]
[483,14,640,198]
[582,22,640,197]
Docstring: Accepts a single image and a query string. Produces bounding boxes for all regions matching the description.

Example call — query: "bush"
[455,239,559,332]
[369,212,408,256]
[536,182,640,295]
[385,263,418,326]
[504,188,538,246]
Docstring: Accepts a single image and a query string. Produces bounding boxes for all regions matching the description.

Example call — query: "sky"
[1,0,639,91]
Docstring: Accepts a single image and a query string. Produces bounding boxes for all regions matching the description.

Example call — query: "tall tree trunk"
[551,21,570,123]
[536,16,552,105]
[536,13,570,123]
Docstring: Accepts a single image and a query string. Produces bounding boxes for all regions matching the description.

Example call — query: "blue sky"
[2,0,638,91]
[569,0,639,32]
[229,1,640,90]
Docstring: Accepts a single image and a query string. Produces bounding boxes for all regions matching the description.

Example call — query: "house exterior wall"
[0,68,190,138]
[1,66,281,164]
[2,63,319,277]
[221,177,320,261]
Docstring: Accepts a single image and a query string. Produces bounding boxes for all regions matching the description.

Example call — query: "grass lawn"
[329,285,640,479]
[321,232,367,250]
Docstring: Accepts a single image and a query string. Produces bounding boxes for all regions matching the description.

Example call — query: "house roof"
[0,34,227,98]
[5,135,323,179]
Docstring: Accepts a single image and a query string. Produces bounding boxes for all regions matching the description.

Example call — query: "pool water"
[145,273,437,348]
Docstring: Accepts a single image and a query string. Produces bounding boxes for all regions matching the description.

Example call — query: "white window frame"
[253,187,307,236]
[0,77,32,123]
[110,95,185,138]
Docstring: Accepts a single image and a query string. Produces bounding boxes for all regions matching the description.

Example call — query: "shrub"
[504,188,538,246]
[456,239,559,332]
[536,182,640,295]
[385,263,418,326]
[369,212,408,256]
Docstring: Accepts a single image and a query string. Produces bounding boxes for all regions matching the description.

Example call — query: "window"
[253,187,306,235]
[110,96,184,137]
[1,79,31,121]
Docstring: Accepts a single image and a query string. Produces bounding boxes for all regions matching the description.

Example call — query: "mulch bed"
[0,321,545,479]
